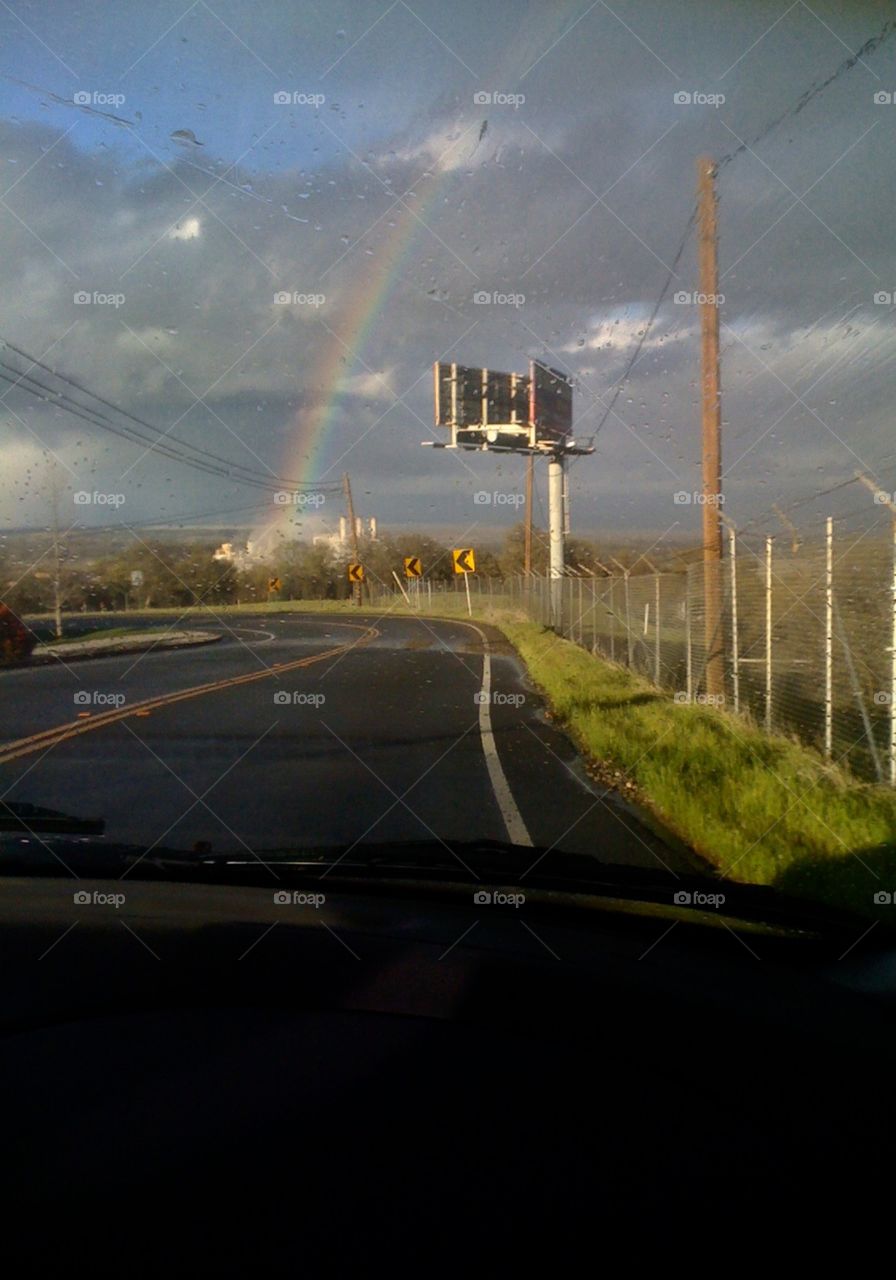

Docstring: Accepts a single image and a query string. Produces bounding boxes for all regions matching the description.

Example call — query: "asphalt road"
[0,612,689,873]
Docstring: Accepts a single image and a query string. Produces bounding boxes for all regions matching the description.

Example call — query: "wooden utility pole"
[49,463,64,639]
[524,453,533,576]
[697,155,724,698]
[342,472,362,606]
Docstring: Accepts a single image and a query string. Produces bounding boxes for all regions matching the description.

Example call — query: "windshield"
[1,0,895,928]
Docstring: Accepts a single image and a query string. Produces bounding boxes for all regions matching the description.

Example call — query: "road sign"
[404,556,422,578]
[453,548,475,574]
[348,563,365,583]
[268,576,282,592]
[130,570,144,588]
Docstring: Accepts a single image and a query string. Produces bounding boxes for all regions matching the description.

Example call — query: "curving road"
[0,612,690,872]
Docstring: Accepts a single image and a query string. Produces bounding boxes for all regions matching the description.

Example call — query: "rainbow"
[277,2,582,504]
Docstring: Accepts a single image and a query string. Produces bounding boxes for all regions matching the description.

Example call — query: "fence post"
[728,524,740,715]
[609,579,615,662]
[624,572,633,667]
[765,536,773,733]
[825,516,833,760]
[578,575,583,647]
[691,573,696,706]
[654,575,661,685]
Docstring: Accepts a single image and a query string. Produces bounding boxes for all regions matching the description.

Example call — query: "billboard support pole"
[549,455,565,630]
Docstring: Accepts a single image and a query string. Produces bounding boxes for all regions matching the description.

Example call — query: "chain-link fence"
[511,532,896,785]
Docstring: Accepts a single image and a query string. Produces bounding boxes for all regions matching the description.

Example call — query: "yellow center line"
[0,622,380,766]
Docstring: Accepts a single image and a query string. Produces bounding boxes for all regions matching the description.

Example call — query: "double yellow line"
[0,622,379,767]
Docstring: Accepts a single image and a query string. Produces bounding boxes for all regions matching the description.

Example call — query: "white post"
[825,516,833,760]
[729,525,740,715]
[548,457,564,630]
[691,573,696,706]
[765,536,773,733]
[464,572,472,617]
[654,574,661,685]
[609,579,616,662]
[392,570,411,605]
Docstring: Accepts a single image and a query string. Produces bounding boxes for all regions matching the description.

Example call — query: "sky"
[0,0,895,547]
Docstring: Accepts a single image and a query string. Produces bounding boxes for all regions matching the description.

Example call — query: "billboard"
[529,360,573,441]
[434,363,528,430]
[432,360,576,451]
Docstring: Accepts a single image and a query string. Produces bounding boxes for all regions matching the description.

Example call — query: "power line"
[0,338,338,494]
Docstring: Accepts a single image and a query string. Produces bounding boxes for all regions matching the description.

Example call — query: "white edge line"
[464,621,533,847]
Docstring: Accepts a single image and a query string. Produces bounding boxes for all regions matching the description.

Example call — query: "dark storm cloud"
[1,0,894,535]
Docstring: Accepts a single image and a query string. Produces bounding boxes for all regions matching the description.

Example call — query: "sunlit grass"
[494,620,896,921]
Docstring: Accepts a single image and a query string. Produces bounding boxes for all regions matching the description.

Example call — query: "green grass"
[487,620,896,921]
[37,625,179,645]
